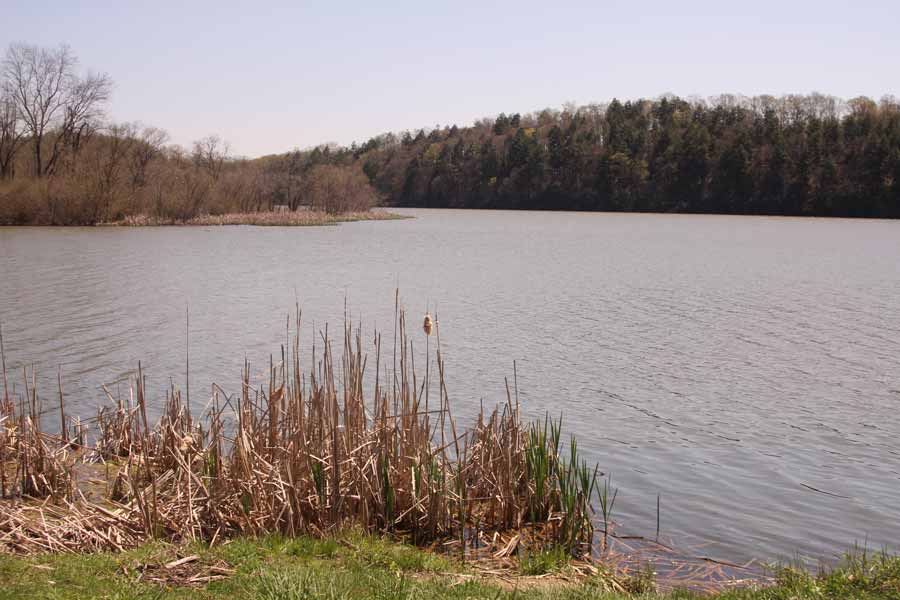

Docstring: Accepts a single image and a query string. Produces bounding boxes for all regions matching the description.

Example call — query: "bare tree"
[127,125,169,189]
[301,164,379,213]
[88,123,138,221]
[192,134,229,182]
[54,72,112,171]
[2,43,111,177]
[0,88,25,179]
[145,156,210,222]
[265,150,305,210]
[212,161,271,213]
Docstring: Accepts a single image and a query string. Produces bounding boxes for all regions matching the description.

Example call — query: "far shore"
[97,208,409,227]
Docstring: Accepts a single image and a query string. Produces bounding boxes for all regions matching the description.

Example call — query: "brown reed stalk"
[57,366,67,444]
[0,322,9,406]
[1,301,603,558]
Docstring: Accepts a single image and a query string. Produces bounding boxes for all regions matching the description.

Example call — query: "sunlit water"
[1,209,899,565]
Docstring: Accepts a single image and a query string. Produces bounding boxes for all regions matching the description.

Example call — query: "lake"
[1,208,898,565]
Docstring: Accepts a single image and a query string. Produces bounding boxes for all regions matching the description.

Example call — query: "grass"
[100,209,409,227]
[1,535,899,599]
[518,545,571,575]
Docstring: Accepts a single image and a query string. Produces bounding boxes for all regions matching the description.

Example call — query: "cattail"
[423,313,433,336]
[178,434,193,453]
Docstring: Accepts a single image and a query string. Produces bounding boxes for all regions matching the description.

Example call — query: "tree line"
[3,43,898,223]
[284,94,900,218]
[0,44,377,225]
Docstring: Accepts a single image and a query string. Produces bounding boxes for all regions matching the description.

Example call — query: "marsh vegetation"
[0,303,602,566]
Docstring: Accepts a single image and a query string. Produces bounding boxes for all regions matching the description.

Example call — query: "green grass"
[518,546,571,576]
[0,535,898,599]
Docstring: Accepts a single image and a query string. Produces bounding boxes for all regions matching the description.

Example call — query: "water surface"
[1,209,899,564]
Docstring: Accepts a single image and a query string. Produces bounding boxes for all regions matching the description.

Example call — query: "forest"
[2,43,899,224]
[290,93,900,218]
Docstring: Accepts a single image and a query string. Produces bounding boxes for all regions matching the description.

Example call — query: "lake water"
[1,209,899,565]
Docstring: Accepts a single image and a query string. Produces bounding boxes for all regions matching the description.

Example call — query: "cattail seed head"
[178,434,194,453]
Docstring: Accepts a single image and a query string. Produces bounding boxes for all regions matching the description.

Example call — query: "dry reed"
[102,210,406,227]
[0,302,601,558]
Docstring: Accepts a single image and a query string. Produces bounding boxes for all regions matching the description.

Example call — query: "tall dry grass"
[105,209,404,227]
[0,302,602,557]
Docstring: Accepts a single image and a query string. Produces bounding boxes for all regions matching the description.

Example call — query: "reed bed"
[0,303,602,559]
[102,209,407,227]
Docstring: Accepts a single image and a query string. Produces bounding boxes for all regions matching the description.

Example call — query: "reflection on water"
[1,209,899,564]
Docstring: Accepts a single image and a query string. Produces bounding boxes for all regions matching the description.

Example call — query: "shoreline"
[2,303,897,598]
[0,532,895,599]
[103,209,410,227]
[0,209,410,228]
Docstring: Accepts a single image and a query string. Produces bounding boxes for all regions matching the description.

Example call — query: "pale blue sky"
[4,1,898,157]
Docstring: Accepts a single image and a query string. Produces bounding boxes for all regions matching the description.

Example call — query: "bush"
[300,164,379,214]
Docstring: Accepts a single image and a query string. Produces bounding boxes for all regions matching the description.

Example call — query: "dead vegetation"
[0,301,601,562]
[131,552,236,587]
[103,208,405,227]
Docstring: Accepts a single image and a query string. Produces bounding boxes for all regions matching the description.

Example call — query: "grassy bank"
[98,209,409,227]
[1,533,898,599]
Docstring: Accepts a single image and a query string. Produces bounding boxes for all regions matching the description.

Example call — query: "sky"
[3,0,899,157]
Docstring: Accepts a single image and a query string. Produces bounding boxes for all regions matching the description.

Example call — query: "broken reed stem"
[0,322,8,498]
[185,304,190,421]
[656,494,661,542]
[0,321,9,405]
[0,299,604,558]
[58,366,67,444]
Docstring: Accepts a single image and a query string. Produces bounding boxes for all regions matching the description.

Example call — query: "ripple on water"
[1,212,899,565]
